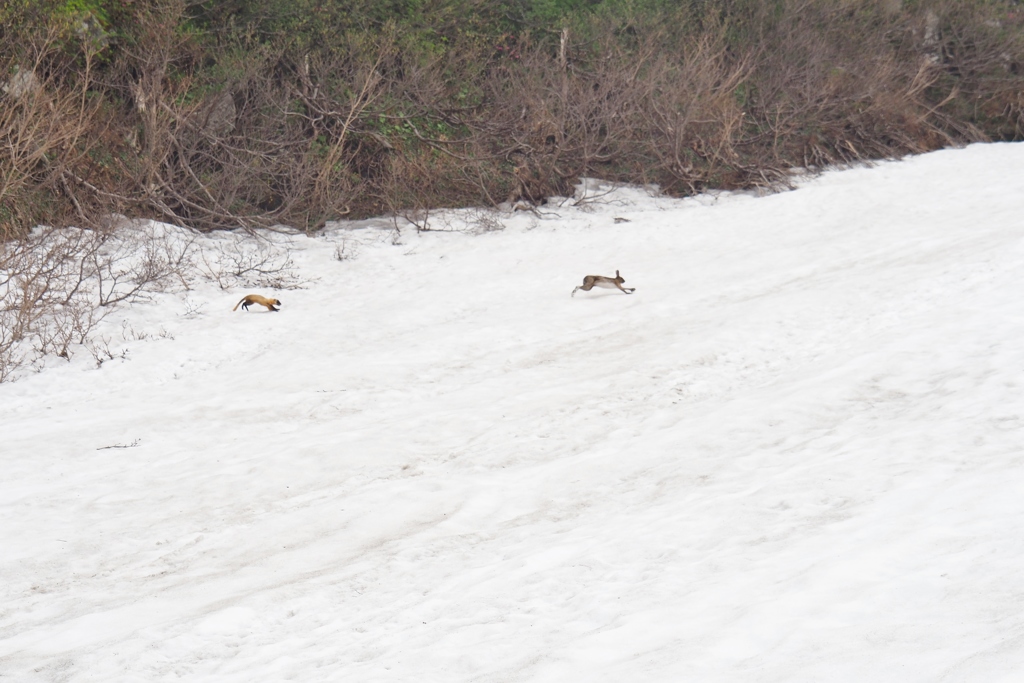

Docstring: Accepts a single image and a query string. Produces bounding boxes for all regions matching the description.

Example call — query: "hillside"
[3,143,1024,680]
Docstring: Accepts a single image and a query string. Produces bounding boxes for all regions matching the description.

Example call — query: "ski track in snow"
[3,143,1024,681]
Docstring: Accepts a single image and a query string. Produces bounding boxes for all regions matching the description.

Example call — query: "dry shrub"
[96,2,362,232]
[197,236,303,290]
[927,0,1024,141]
[742,5,936,167]
[738,1,1022,170]
[368,18,761,211]
[0,222,198,380]
[634,30,761,193]
[0,23,107,239]
[39,1,395,233]
[360,1,1024,213]
[2,0,1023,233]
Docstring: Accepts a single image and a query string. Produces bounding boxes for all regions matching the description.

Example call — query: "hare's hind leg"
[572,282,594,297]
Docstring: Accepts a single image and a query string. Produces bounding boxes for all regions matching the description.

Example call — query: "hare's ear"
[615,270,621,278]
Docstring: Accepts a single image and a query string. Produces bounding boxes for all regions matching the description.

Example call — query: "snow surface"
[3,143,1024,682]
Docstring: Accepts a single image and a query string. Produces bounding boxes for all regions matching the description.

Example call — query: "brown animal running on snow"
[571,270,635,297]
[233,294,282,312]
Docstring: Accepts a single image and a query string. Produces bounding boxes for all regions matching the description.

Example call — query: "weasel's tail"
[233,298,245,311]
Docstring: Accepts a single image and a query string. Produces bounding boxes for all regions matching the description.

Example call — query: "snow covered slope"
[3,143,1024,681]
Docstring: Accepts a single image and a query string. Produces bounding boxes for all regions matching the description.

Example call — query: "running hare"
[571,270,635,297]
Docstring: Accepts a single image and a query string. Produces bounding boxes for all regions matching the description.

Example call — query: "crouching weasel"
[571,270,635,297]
[233,294,282,312]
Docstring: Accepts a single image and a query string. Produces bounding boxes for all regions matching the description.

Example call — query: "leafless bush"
[5,1,394,234]
[465,209,506,234]
[93,224,199,305]
[0,311,24,382]
[397,208,433,233]
[0,228,105,375]
[569,179,632,210]
[34,302,107,360]
[0,221,198,382]
[197,237,303,290]
[333,239,358,262]
[927,1,1024,140]
[181,294,206,316]
[409,208,507,234]
[638,31,762,193]
[735,1,1020,170]
[121,320,173,342]
[87,334,127,369]
[0,23,106,238]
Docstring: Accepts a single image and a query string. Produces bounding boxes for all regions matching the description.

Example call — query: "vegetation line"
[0,0,1020,237]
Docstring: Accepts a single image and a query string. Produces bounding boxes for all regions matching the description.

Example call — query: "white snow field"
[3,143,1024,682]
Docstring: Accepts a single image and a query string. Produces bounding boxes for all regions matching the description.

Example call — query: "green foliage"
[0,0,130,35]
[0,0,137,62]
